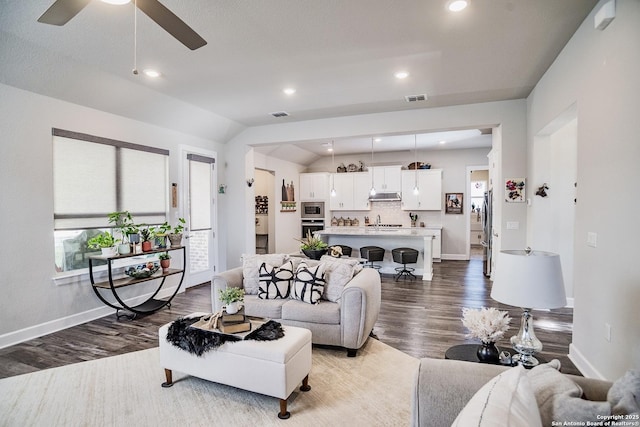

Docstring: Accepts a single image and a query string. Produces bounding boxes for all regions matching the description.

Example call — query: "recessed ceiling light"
[394,71,409,79]
[439,140,447,144]
[100,0,131,5]
[374,138,382,142]
[448,0,468,12]
[283,88,296,96]
[143,69,161,78]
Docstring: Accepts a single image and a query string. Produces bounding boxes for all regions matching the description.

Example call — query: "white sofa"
[212,255,381,357]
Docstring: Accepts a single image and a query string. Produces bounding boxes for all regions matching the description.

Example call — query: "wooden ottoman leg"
[300,375,311,392]
[278,399,290,419]
[161,368,174,388]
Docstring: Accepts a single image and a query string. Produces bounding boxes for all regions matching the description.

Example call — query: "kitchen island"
[316,226,441,280]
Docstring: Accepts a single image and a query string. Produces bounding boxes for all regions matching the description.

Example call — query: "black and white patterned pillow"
[291,262,325,304]
[258,261,294,299]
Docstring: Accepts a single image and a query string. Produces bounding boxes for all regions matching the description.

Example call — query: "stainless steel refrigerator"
[482,190,493,277]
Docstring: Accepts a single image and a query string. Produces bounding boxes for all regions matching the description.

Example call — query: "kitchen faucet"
[375,214,381,229]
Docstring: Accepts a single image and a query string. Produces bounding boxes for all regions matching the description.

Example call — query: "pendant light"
[369,138,376,196]
[413,135,420,195]
[330,141,337,197]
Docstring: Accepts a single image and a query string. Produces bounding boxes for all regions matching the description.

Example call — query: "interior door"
[183,150,217,288]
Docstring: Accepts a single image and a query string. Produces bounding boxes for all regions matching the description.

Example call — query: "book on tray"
[221,308,246,324]
[219,320,252,334]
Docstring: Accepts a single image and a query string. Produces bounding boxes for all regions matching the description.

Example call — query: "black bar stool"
[360,246,385,269]
[392,247,419,281]
[336,245,352,257]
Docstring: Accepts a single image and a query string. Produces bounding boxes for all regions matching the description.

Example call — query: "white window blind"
[53,129,169,230]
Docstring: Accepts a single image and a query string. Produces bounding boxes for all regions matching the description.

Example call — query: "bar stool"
[336,245,352,257]
[392,247,419,281]
[360,246,385,270]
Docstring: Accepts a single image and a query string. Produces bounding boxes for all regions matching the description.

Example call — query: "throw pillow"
[608,369,640,416]
[527,359,611,426]
[242,254,289,295]
[319,255,363,302]
[452,365,542,427]
[258,261,294,300]
[291,261,325,304]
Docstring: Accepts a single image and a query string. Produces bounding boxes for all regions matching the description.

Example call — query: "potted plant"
[87,231,117,256]
[295,231,328,260]
[158,252,171,273]
[108,211,136,255]
[140,226,153,252]
[218,287,245,314]
[168,218,186,247]
[155,221,172,249]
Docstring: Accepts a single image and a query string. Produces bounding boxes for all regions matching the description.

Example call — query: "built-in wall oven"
[301,201,325,237]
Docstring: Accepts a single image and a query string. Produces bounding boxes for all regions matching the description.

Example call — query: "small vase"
[477,342,500,363]
[142,241,152,252]
[168,233,183,247]
[226,301,239,315]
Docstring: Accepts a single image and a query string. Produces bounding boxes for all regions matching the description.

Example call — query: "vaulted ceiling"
[0,0,597,151]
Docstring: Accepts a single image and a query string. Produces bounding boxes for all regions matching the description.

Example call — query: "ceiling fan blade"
[38,0,92,26]
[135,0,207,50]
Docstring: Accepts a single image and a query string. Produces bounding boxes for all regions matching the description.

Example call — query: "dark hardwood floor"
[0,254,578,379]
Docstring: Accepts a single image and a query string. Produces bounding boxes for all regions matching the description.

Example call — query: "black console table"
[89,246,186,319]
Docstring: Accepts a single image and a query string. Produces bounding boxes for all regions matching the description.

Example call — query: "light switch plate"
[507,221,519,230]
[587,232,598,248]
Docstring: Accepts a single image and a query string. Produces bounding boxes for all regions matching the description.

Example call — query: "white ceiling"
[0,0,597,158]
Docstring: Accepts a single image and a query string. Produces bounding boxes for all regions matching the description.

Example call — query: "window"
[52,129,169,272]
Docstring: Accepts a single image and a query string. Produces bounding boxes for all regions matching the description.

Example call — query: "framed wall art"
[445,193,463,214]
[505,178,526,202]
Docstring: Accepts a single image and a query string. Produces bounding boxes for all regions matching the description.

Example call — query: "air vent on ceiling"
[270,111,290,118]
[404,94,428,103]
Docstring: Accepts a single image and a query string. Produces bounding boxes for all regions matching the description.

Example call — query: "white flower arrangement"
[461,307,511,344]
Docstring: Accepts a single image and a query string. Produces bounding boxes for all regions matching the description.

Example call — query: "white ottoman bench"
[159,314,312,419]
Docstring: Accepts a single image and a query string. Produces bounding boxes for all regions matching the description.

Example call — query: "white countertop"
[318,226,441,237]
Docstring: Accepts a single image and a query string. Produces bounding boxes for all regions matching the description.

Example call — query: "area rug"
[0,338,419,427]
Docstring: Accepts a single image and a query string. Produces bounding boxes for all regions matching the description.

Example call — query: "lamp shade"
[491,250,567,309]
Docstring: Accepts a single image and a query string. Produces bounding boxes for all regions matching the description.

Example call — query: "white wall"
[0,83,226,344]
[226,99,528,268]
[526,0,640,380]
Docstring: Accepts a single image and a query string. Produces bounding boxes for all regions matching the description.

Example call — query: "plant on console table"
[296,231,328,260]
[167,218,186,248]
[108,211,137,255]
[139,226,154,252]
[158,252,171,273]
[87,231,117,256]
[461,307,511,363]
[219,287,245,315]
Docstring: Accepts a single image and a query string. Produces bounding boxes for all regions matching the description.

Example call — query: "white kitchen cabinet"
[330,172,371,211]
[401,169,442,210]
[299,173,329,201]
[371,166,402,193]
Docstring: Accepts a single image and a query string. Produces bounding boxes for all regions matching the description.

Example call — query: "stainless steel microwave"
[301,202,324,219]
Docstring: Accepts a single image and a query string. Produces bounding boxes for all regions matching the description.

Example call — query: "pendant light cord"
[132,0,138,75]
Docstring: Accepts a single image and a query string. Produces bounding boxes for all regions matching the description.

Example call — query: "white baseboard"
[568,343,606,379]
[0,286,179,350]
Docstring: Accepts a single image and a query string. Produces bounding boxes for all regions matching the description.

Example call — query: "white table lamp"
[490,248,567,367]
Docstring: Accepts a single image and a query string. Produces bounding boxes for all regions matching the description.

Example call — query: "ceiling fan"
[37,0,207,50]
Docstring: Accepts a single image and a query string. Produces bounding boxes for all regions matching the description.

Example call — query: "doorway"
[254,169,275,254]
[467,166,489,260]
[182,148,218,287]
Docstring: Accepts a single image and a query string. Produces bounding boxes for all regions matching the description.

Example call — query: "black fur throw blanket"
[165,317,285,356]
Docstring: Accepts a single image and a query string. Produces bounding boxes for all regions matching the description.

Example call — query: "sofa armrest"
[340,268,381,350]
[211,266,244,312]
[412,358,509,427]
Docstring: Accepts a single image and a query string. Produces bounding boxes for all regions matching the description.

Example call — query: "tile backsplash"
[329,201,442,227]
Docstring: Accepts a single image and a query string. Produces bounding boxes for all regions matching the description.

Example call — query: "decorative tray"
[125,262,160,279]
